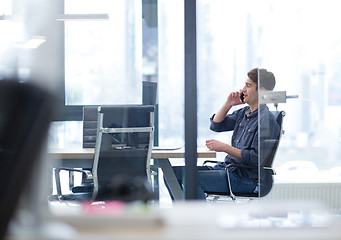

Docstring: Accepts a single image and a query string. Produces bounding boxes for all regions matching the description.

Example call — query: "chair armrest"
[54,168,93,198]
[263,167,276,175]
[202,160,221,165]
[226,164,276,175]
[203,162,276,175]
[226,163,257,169]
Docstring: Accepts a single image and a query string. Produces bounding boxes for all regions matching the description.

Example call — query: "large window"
[50,0,341,184]
[64,0,142,105]
[49,0,143,148]
[3,0,339,210]
[0,0,20,78]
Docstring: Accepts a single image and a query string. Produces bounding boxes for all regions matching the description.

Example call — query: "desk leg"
[156,158,183,201]
[150,162,159,200]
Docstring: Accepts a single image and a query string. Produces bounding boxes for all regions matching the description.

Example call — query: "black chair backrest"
[261,111,285,167]
[0,80,54,239]
[273,110,285,134]
[258,110,285,196]
[93,105,155,200]
[82,106,98,148]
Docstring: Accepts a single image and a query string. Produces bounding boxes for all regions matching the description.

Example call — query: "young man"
[166,68,280,200]
[202,68,280,199]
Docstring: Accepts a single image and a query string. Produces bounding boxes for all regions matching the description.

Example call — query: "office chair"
[59,106,99,193]
[53,105,155,202]
[204,110,285,202]
[62,106,99,192]
[66,106,98,189]
[0,80,55,239]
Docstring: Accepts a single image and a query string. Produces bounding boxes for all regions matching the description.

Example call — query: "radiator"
[265,182,341,212]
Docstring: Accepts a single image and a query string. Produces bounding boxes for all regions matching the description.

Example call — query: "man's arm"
[208,91,244,159]
[205,139,242,160]
[213,91,243,123]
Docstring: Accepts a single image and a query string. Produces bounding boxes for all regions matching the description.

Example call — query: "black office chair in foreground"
[0,80,55,239]
[53,105,155,202]
[204,110,285,202]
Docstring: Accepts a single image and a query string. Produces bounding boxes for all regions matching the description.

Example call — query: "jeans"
[165,164,257,200]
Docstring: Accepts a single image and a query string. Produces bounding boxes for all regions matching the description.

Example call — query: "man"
[166,68,280,200]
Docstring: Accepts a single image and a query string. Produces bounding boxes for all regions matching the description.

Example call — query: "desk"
[49,147,216,201]
[49,147,216,159]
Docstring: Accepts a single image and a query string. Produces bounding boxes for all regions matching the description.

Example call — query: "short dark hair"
[247,68,276,91]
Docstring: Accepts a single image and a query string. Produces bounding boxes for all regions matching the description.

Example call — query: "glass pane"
[197,0,260,150]
[64,0,142,105]
[0,0,12,15]
[0,0,24,78]
[196,1,261,175]
[197,0,340,226]
[157,0,184,204]
[197,1,263,203]
[48,121,82,148]
[0,20,17,78]
[257,0,341,222]
[257,68,280,199]
[158,0,184,147]
[65,0,111,13]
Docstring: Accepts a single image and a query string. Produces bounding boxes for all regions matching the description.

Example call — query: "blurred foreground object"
[0,79,55,239]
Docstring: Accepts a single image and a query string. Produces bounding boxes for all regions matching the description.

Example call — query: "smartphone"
[240,93,245,102]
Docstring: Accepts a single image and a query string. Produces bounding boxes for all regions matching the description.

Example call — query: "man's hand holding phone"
[227,91,245,106]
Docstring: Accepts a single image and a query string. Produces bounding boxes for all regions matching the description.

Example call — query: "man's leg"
[197,170,229,199]
[228,169,257,194]
[198,168,257,199]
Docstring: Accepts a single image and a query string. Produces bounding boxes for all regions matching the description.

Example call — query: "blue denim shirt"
[210,105,280,181]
